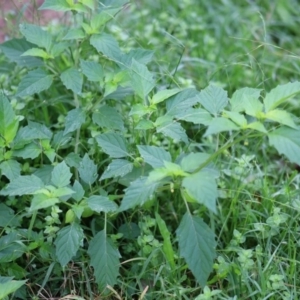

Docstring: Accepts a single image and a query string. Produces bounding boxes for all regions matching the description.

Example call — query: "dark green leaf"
[80,60,103,82]
[60,68,83,94]
[0,204,20,227]
[88,195,118,213]
[100,159,133,180]
[63,108,86,135]
[51,161,72,188]
[0,160,21,181]
[78,154,98,185]
[137,145,172,168]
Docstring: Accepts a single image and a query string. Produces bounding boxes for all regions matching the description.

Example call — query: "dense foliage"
[0,0,300,299]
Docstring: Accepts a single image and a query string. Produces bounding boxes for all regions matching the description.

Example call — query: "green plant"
[0,0,300,299]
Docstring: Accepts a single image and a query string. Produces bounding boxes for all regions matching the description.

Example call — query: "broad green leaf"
[63,28,85,40]
[88,195,118,213]
[0,160,21,181]
[176,107,212,125]
[176,213,216,287]
[90,33,123,62]
[19,24,52,52]
[130,59,155,99]
[65,152,81,168]
[120,48,154,67]
[265,109,297,129]
[78,154,98,185]
[22,121,52,139]
[92,105,124,131]
[60,68,83,94]
[0,175,44,196]
[55,223,84,267]
[246,121,267,133]
[0,232,26,263]
[243,96,263,117]
[204,117,239,137]
[151,88,181,105]
[0,204,20,227]
[223,111,247,127]
[13,142,42,159]
[63,108,86,135]
[135,119,155,130]
[16,69,53,97]
[0,38,42,67]
[0,280,26,299]
[180,153,210,173]
[52,187,74,197]
[198,84,228,115]
[96,132,129,158]
[72,180,85,202]
[264,81,300,112]
[129,104,152,117]
[147,168,170,183]
[51,161,72,188]
[119,177,159,211]
[268,126,300,165]
[137,145,172,168]
[100,159,133,180]
[50,41,70,57]
[21,48,52,59]
[29,193,59,211]
[230,87,262,112]
[182,170,218,213]
[79,0,95,9]
[88,230,121,290]
[80,60,104,81]
[91,8,119,30]
[39,0,72,11]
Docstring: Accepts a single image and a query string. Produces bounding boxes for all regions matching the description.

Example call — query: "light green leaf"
[92,105,124,131]
[63,108,86,135]
[0,204,20,227]
[0,280,26,299]
[13,142,42,159]
[120,48,154,67]
[72,180,85,202]
[52,187,74,197]
[180,153,210,173]
[63,28,85,40]
[0,160,21,181]
[96,132,129,158]
[78,154,98,185]
[243,96,263,117]
[51,161,72,188]
[50,41,70,57]
[264,81,300,112]
[88,230,121,290]
[137,145,171,168]
[265,109,297,129]
[88,195,118,213]
[0,38,42,67]
[29,193,59,211]
[268,126,300,165]
[135,119,155,130]
[223,111,247,127]
[16,69,53,97]
[119,177,159,211]
[230,87,262,112]
[182,170,218,213]
[130,59,155,99]
[100,159,133,180]
[91,8,119,30]
[0,175,44,196]
[55,223,84,267]
[79,0,95,9]
[198,84,228,115]
[60,68,83,94]
[176,107,212,125]
[21,48,52,59]
[204,117,239,137]
[151,88,181,105]
[19,23,52,52]
[176,213,216,287]
[147,168,170,183]
[246,121,267,133]
[80,60,103,82]
[39,0,72,11]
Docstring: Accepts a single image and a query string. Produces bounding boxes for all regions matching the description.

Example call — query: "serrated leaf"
[91,8,119,30]
[135,119,154,130]
[223,111,247,127]
[0,280,26,299]
[39,0,72,11]
[100,159,133,180]
[16,69,53,97]
[147,168,170,183]
[72,180,85,201]
[243,96,263,117]
[182,170,218,213]
[63,108,86,135]
[80,60,103,81]
[21,48,51,59]
[176,213,216,287]
[51,161,72,187]
[0,204,20,227]
[92,105,124,131]
[151,88,181,105]
[180,153,210,173]
[0,233,26,263]
[0,175,44,196]
[198,84,228,115]
[264,81,300,112]
[88,195,118,213]
[29,193,59,211]
[90,33,123,62]
[268,126,300,165]
[119,177,159,211]
[19,23,52,52]
[0,38,42,67]
[60,68,83,94]
[120,48,154,67]
[96,132,129,158]
[63,28,85,40]
[265,109,297,128]
[0,160,21,181]
[52,187,74,197]
[78,154,98,184]
[55,223,84,267]
[177,107,212,125]
[230,87,262,112]
[13,142,42,159]
[137,145,172,168]
[204,117,239,137]
[130,59,155,99]
[246,121,267,133]
[51,41,70,57]
[88,230,121,290]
